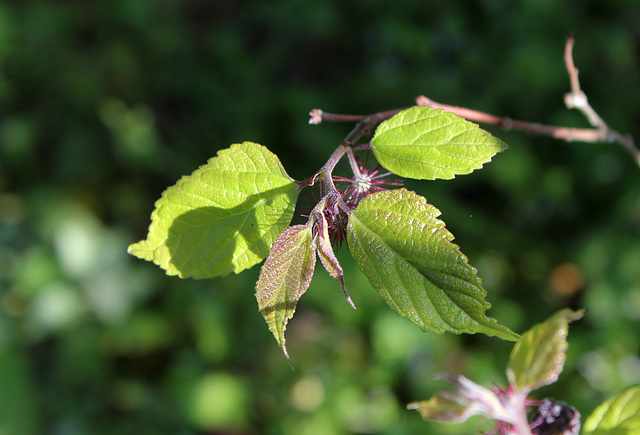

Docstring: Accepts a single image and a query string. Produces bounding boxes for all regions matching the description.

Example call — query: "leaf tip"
[127,240,148,259]
[343,287,357,310]
[282,344,295,371]
[406,401,420,411]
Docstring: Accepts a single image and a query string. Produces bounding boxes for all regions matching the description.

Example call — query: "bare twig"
[309,107,408,146]
[417,37,639,166]
[308,109,365,125]
[415,95,608,143]
[562,36,639,165]
[310,38,639,167]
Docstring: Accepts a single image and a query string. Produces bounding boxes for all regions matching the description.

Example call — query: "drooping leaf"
[128,142,298,278]
[314,210,356,309]
[407,374,513,424]
[583,385,640,435]
[347,189,517,340]
[255,223,316,360]
[506,308,585,393]
[371,106,507,180]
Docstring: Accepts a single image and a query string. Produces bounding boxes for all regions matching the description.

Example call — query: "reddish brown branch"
[308,109,365,124]
[562,37,639,165]
[309,107,409,146]
[415,95,609,143]
[310,38,639,167]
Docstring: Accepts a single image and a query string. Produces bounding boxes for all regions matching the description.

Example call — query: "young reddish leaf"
[314,210,356,309]
[506,308,586,394]
[347,189,518,341]
[583,385,640,434]
[128,142,298,278]
[371,106,507,180]
[256,224,316,361]
[407,374,514,424]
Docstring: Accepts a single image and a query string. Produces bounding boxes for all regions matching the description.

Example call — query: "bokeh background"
[1,1,639,434]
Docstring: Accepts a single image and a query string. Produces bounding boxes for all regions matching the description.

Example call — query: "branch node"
[309,109,323,125]
[564,92,588,111]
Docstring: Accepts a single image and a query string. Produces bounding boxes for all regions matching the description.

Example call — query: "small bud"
[530,399,581,435]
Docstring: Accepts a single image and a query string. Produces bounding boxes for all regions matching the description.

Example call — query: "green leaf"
[347,189,517,340]
[128,142,298,278]
[506,308,585,393]
[371,106,507,180]
[255,223,316,360]
[584,385,640,435]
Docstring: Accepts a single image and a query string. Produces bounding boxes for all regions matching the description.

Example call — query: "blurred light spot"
[188,373,249,430]
[53,208,102,280]
[578,351,614,392]
[549,263,583,296]
[81,228,140,324]
[28,281,84,335]
[13,247,59,296]
[290,375,324,412]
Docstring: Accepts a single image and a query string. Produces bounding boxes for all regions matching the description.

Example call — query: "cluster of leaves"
[409,309,640,435]
[129,106,521,359]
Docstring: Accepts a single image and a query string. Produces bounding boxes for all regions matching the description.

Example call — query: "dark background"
[1,1,639,434]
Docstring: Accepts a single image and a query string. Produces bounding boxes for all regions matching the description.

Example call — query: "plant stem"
[310,38,639,167]
[303,107,408,211]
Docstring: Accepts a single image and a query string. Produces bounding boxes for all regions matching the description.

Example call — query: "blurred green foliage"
[0,1,639,434]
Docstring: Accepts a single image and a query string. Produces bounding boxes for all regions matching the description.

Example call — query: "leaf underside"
[371,106,507,180]
[347,189,517,341]
[506,308,585,393]
[315,210,355,309]
[408,374,506,424]
[255,224,316,359]
[128,142,299,279]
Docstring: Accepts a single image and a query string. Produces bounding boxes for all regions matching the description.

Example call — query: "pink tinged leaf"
[314,211,356,310]
[407,374,515,424]
[255,223,317,362]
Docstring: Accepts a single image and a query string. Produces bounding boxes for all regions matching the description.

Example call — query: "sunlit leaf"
[371,106,507,180]
[256,224,316,360]
[347,189,517,340]
[583,385,640,435]
[506,308,585,393]
[128,142,298,278]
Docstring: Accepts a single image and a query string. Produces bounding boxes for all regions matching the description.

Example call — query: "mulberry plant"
[128,105,519,361]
